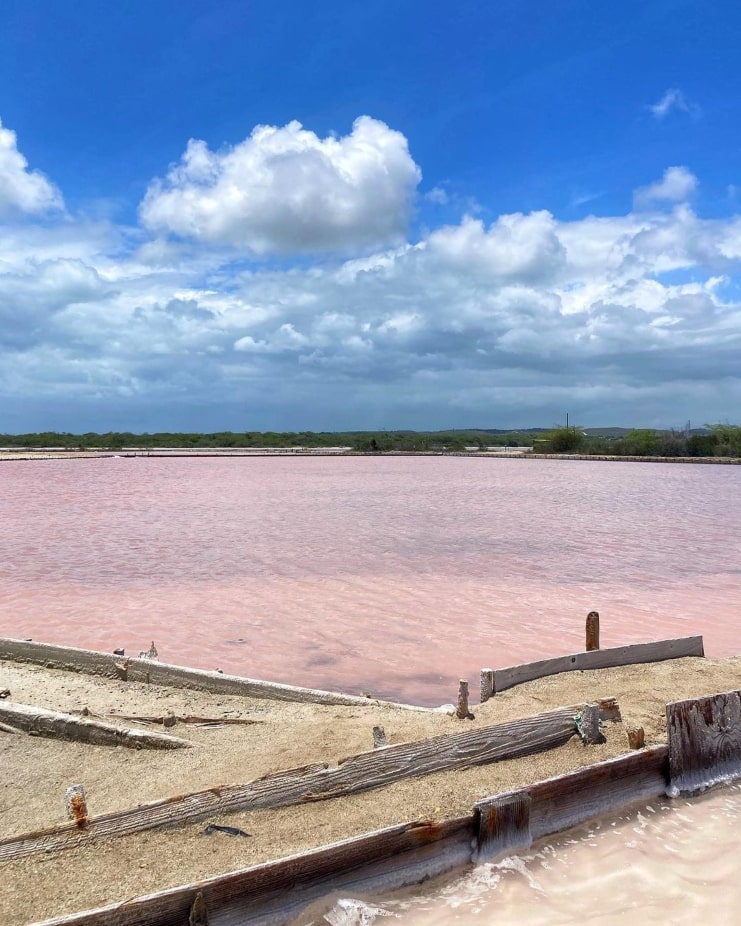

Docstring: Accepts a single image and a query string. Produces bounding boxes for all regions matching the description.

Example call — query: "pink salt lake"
[1,455,738,704]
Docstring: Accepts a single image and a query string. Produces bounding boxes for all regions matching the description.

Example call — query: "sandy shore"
[2,654,740,924]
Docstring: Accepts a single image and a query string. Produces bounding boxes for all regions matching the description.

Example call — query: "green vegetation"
[1,424,739,457]
[0,428,541,453]
[542,426,584,453]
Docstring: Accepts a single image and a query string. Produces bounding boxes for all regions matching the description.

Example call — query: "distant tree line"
[539,424,741,458]
[0,429,539,452]
[2,425,739,457]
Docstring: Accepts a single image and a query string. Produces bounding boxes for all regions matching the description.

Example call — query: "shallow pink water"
[1,456,739,704]
[321,784,741,926]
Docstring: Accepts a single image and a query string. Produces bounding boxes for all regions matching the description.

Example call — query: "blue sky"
[1,0,740,432]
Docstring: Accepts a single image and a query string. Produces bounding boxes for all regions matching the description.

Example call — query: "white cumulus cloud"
[634,166,697,208]
[139,116,421,255]
[0,118,63,216]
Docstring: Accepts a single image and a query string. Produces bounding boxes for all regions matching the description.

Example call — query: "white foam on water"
[322,898,399,925]
[344,783,741,926]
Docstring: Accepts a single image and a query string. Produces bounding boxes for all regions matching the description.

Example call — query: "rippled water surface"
[322,784,741,926]
[1,455,739,702]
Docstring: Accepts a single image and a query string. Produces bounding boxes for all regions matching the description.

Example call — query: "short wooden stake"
[65,785,88,828]
[480,669,495,703]
[456,680,474,720]
[627,726,645,749]
[372,725,388,748]
[576,704,605,744]
[586,611,600,651]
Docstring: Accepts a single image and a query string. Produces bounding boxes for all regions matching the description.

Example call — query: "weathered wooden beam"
[666,689,741,796]
[489,636,704,694]
[0,637,438,711]
[0,701,191,750]
[0,704,583,862]
[35,817,474,926]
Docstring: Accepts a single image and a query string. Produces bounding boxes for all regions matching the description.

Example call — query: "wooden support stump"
[475,792,532,861]
[627,727,645,750]
[189,892,209,926]
[585,611,600,651]
[65,785,88,828]
[456,680,474,720]
[576,704,605,744]
[372,726,388,748]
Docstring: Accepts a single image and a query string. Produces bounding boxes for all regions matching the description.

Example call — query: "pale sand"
[2,655,740,924]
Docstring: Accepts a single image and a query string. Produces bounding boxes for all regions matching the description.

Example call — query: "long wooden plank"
[35,747,670,926]
[484,636,704,697]
[0,637,437,710]
[666,689,741,796]
[0,701,191,749]
[0,705,583,862]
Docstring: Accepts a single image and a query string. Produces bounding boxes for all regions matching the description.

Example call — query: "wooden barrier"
[33,747,670,926]
[0,637,438,711]
[0,703,598,862]
[28,683,741,926]
[480,635,704,700]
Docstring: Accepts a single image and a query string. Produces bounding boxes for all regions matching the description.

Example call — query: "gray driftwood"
[107,713,264,727]
[481,635,704,698]
[666,689,741,796]
[0,637,437,711]
[0,701,191,750]
[0,704,593,862]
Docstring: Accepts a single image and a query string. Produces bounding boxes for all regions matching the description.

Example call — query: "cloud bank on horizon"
[1,3,739,432]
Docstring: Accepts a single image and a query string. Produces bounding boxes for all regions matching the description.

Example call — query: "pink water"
[1,456,739,704]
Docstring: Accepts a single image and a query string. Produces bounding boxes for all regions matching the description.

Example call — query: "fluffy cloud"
[1,137,741,428]
[0,119,63,216]
[139,116,421,255]
[634,166,697,209]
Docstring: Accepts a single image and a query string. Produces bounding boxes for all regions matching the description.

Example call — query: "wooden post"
[372,726,388,748]
[189,891,209,926]
[627,727,645,749]
[475,792,532,861]
[456,680,474,720]
[65,785,88,828]
[585,611,600,651]
[480,669,495,703]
